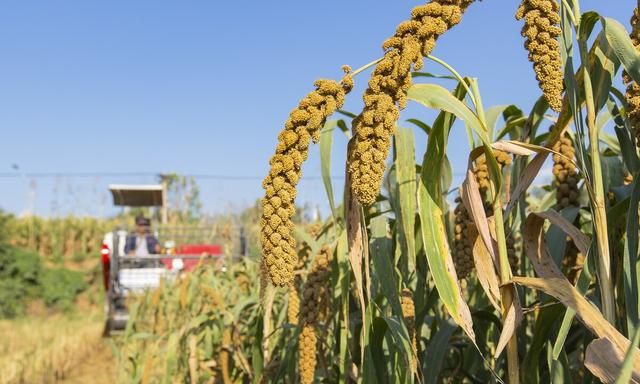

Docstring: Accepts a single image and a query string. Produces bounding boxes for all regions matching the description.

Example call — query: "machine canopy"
[109,184,164,207]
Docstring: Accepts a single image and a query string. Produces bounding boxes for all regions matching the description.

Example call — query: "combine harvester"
[100,184,245,335]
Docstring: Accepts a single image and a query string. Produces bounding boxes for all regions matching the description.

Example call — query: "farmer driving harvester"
[102,183,243,335]
[125,215,161,256]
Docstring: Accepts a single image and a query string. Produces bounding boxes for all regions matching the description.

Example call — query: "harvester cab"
[101,184,241,335]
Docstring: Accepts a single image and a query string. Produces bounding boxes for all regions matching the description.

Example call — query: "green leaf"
[602,16,640,84]
[423,320,457,384]
[412,81,476,342]
[408,83,489,144]
[370,214,402,318]
[552,245,594,359]
[369,317,388,384]
[590,31,620,112]
[524,305,565,384]
[406,118,431,135]
[394,128,417,272]
[417,149,475,341]
[625,176,640,334]
[320,120,339,222]
[383,315,415,382]
[485,105,511,140]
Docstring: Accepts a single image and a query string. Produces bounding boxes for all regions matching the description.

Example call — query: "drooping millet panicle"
[552,130,580,209]
[452,156,490,280]
[550,127,583,281]
[348,0,475,205]
[298,246,333,384]
[287,278,301,325]
[474,155,491,194]
[506,232,520,274]
[400,289,417,373]
[474,150,513,194]
[452,196,474,280]
[296,223,323,271]
[261,73,353,287]
[495,149,513,169]
[624,7,640,146]
[452,151,513,279]
[516,0,564,112]
[299,326,317,384]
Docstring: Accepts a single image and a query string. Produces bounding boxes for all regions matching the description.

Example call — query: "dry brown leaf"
[345,138,367,370]
[518,211,640,379]
[503,112,571,213]
[461,159,499,270]
[512,276,640,378]
[534,210,590,255]
[468,225,501,311]
[495,292,523,359]
[523,214,566,279]
[461,147,522,360]
[505,151,548,214]
[491,140,537,156]
[585,337,640,384]
[346,187,365,315]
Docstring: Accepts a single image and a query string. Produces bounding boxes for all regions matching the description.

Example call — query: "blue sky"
[0,1,631,217]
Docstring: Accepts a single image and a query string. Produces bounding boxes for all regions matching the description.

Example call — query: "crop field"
[0,312,114,384]
[3,0,640,383]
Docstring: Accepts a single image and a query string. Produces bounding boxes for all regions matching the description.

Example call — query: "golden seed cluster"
[624,7,640,146]
[474,151,512,194]
[400,289,417,372]
[452,151,514,279]
[261,75,353,287]
[506,233,520,274]
[348,0,475,205]
[296,223,323,271]
[299,326,316,384]
[299,246,333,384]
[452,196,474,280]
[516,0,563,112]
[288,278,300,326]
[552,131,579,209]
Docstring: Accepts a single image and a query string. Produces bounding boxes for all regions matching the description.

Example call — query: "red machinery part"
[162,244,223,271]
[101,243,110,290]
[175,244,223,255]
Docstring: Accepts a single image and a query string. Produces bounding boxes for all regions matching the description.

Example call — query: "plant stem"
[349,58,382,77]
[427,54,478,112]
[493,198,520,384]
[580,39,615,323]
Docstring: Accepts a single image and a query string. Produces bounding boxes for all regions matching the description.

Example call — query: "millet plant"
[123,1,640,383]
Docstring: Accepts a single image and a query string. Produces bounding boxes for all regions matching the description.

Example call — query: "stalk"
[473,75,520,382]
[493,193,520,384]
[579,38,615,323]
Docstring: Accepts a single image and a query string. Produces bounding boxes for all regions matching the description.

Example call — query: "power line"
[0,172,349,180]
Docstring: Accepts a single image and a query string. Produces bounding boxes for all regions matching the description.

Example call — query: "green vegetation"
[0,245,87,317]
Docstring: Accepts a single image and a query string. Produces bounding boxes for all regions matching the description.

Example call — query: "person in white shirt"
[124,216,160,256]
